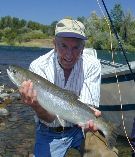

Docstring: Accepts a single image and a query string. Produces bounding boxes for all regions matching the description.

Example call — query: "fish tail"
[103,123,119,149]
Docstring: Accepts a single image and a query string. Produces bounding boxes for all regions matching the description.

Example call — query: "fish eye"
[12,69,16,74]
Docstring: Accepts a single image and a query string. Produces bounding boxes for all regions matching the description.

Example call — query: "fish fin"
[85,103,98,109]
[56,115,65,127]
[81,127,85,137]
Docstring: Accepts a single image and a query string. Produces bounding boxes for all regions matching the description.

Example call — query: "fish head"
[7,65,28,87]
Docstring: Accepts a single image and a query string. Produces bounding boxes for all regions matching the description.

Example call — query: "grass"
[18,39,54,48]
[0,39,54,49]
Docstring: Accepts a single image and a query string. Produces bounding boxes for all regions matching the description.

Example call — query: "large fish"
[7,65,118,149]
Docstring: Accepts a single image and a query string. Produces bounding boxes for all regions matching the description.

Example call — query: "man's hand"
[19,80,37,106]
[79,107,101,132]
[19,80,56,123]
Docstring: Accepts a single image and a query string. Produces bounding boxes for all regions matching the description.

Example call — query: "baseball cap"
[55,18,87,40]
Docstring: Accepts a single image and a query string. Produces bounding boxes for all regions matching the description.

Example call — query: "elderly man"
[19,18,117,157]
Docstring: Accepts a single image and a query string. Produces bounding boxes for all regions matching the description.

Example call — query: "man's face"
[54,37,84,70]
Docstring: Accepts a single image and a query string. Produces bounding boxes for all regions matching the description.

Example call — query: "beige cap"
[55,19,87,40]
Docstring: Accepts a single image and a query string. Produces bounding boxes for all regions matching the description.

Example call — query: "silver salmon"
[7,65,118,148]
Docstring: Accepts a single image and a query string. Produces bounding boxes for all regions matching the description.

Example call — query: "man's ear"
[80,41,85,55]
[81,46,85,55]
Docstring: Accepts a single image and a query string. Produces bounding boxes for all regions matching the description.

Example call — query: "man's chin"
[62,65,73,70]
[60,62,74,70]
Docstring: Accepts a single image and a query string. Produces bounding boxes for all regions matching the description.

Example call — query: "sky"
[0,0,135,25]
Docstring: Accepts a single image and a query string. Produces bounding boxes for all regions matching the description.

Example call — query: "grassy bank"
[0,38,54,49]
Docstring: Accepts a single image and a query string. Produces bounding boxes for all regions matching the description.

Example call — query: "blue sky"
[0,0,135,25]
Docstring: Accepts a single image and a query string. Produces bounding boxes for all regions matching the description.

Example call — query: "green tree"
[47,21,57,36]
[0,16,12,28]
[12,17,20,29]
[84,12,101,38]
[127,19,135,48]
[120,11,133,42]
[19,19,27,28]
[3,28,17,45]
[0,30,3,41]
[27,21,41,30]
[110,4,124,32]
[77,16,86,24]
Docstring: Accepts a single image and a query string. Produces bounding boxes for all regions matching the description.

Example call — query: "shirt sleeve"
[79,59,101,108]
[28,49,55,80]
[29,61,48,79]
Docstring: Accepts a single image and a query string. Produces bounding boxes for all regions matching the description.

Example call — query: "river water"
[0,46,52,87]
[0,46,134,156]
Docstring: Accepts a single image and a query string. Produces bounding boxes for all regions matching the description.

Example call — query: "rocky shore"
[0,85,35,157]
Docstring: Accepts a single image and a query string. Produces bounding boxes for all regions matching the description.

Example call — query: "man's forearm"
[32,102,56,123]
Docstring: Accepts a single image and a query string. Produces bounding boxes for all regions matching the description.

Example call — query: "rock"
[0,85,4,93]
[0,93,10,99]
[8,116,18,122]
[0,108,9,116]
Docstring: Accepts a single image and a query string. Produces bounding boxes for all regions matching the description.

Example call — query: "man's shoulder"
[82,48,100,66]
[83,48,97,58]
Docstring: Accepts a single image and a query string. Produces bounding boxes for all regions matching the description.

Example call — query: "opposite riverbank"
[1,39,135,53]
[0,38,54,49]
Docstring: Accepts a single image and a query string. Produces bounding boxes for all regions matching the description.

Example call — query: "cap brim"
[56,32,87,40]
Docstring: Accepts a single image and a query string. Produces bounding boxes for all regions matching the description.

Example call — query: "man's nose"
[65,48,72,58]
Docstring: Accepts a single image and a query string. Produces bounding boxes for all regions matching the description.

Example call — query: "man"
[19,18,117,157]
